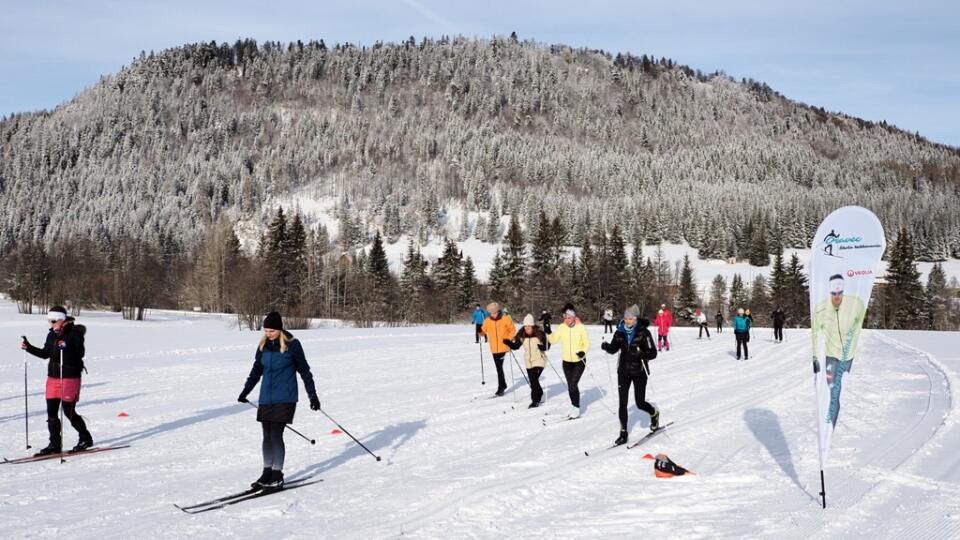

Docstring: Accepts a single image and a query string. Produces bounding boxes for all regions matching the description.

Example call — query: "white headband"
[47,311,67,322]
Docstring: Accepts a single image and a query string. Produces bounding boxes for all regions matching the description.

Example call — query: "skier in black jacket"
[539,310,552,334]
[771,307,786,342]
[600,304,660,446]
[21,306,93,455]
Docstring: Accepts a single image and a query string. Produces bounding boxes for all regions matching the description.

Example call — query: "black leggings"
[618,372,656,430]
[736,333,749,359]
[261,421,286,470]
[774,325,784,341]
[46,398,88,440]
[493,353,507,392]
[562,360,585,407]
[527,367,543,405]
[699,323,711,338]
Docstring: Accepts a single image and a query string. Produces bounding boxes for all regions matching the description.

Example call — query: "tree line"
[3,209,956,331]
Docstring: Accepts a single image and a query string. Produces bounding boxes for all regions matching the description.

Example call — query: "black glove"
[502,338,512,346]
[576,351,586,359]
[20,336,29,350]
[237,391,249,403]
[309,394,321,411]
[600,342,611,353]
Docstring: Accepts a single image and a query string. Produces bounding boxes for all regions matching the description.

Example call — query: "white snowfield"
[0,300,958,539]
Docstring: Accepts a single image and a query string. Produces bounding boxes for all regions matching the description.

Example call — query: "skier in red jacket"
[653,305,673,351]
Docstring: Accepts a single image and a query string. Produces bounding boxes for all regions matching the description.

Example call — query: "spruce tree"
[769,251,786,307]
[676,253,698,322]
[925,262,949,330]
[784,253,809,326]
[459,256,477,313]
[501,215,527,308]
[709,274,727,316]
[884,228,925,329]
[729,274,748,317]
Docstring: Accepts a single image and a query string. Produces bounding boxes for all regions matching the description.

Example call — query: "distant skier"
[715,310,724,334]
[238,312,320,492]
[653,305,673,351]
[733,308,752,360]
[548,305,591,418]
[21,306,93,455]
[771,306,786,343]
[601,305,659,445]
[479,302,517,397]
[472,304,489,344]
[695,308,710,339]
[539,310,552,335]
[602,308,614,334]
[504,314,548,408]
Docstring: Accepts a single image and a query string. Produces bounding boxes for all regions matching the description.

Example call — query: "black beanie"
[262,311,283,331]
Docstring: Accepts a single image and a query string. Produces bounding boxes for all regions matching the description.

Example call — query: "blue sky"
[2,0,958,146]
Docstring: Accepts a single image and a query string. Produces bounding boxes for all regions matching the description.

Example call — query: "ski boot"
[568,406,581,419]
[650,410,660,431]
[35,442,62,457]
[70,431,94,453]
[251,467,272,490]
[614,430,628,446]
[261,470,284,492]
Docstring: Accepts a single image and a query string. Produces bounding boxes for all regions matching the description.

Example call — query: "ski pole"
[581,358,617,416]
[545,354,566,391]
[22,343,30,450]
[508,351,517,403]
[245,401,316,444]
[602,338,614,386]
[508,350,529,384]
[320,409,381,462]
[479,341,486,386]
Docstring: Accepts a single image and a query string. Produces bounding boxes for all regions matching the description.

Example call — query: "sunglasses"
[830,291,844,297]
[48,319,60,324]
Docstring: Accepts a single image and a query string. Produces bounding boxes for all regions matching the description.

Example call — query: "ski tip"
[584,451,589,456]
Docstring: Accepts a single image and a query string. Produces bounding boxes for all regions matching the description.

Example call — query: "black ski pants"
[261,421,286,470]
[493,353,507,392]
[562,360,586,407]
[618,372,656,430]
[699,323,711,338]
[604,321,613,334]
[735,332,749,359]
[773,324,784,341]
[46,398,89,444]
[528,367,544,405]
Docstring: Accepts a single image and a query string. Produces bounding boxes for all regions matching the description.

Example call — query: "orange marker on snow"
[117,411,129,417]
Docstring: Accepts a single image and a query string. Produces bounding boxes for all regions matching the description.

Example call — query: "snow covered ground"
[1,300,958,539]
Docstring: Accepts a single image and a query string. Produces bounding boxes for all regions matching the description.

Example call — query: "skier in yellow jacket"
[479,302,516,397]
[811,274,866,427]
[548,305,591,418]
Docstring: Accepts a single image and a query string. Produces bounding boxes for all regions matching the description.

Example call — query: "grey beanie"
[623,304,640,319]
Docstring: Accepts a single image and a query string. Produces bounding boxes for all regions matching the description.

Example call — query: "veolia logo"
[846,269,873,278]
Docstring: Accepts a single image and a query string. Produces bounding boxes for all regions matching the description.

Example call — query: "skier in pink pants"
[653,305,673,351]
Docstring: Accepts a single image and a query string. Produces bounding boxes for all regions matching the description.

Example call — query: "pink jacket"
[654,310,673,336]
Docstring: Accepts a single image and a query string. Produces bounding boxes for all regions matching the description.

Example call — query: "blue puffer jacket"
[734,315,752,334]
[242,332,318,405]
[472,308,489,325]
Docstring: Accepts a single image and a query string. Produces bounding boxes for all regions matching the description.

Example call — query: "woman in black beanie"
[238,311,320,491]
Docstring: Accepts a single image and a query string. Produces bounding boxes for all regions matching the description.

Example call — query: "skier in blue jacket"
[733,308,752,360]
[472,304,489,343]
[239,312,320,491]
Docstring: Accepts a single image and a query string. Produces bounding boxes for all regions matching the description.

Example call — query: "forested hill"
[2,36,959,261]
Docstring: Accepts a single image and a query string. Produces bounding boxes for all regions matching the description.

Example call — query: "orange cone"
[118,411,129,417]
[330,428,342,435]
